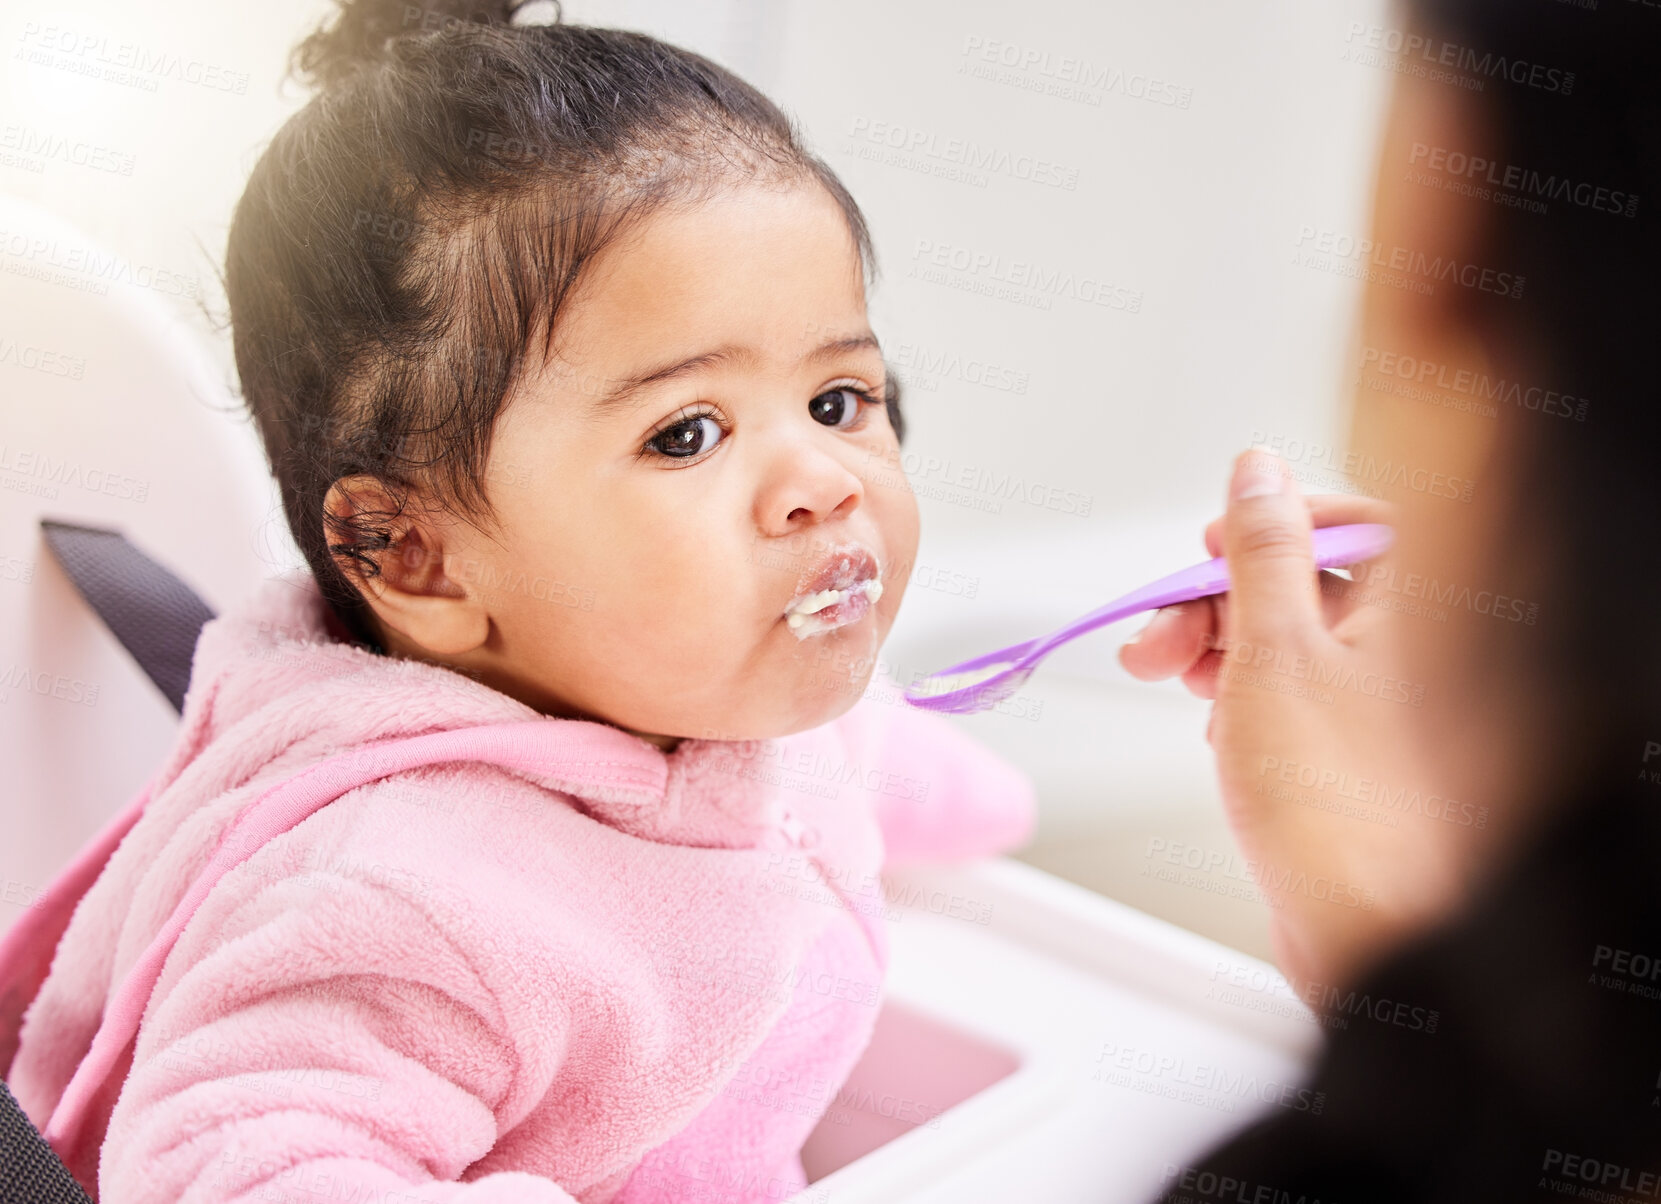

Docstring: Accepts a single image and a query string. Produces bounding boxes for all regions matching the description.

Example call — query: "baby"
[1,3,1035,1204]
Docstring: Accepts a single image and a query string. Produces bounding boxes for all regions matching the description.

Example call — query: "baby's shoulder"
[305,759,601,892]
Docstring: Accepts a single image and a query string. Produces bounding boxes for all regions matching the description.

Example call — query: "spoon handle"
[922,523,1395,679]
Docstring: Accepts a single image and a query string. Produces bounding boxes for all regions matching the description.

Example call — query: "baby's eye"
[649,414,725,458]
[809,387,874,430]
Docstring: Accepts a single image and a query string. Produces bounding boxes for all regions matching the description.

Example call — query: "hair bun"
[290,0,527,93]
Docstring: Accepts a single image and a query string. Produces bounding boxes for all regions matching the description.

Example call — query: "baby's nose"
[758,446,864,535]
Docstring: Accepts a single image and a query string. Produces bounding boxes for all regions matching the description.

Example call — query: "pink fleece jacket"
[1,569,1036,1203]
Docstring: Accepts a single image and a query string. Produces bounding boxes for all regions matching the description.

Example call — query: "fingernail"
[1232,452,1283,501]
[1125,604,1182,646]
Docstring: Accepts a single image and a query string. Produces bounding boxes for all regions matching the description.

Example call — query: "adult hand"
[1120,451,1478,992]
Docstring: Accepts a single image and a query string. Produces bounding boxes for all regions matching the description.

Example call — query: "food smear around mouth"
[784,577,883,639]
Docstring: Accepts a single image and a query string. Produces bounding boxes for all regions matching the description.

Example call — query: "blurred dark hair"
[1400,0,1661,781]
[224,0,901,648]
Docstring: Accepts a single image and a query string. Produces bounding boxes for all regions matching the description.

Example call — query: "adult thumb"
[1221,449,1323,650]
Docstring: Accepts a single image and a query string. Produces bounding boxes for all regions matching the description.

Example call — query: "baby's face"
[439,182,918,742]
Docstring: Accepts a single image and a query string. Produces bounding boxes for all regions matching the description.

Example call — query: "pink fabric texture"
[3,569,1036,1203]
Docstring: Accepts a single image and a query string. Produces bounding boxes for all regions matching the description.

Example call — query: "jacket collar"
[191,570,790,851]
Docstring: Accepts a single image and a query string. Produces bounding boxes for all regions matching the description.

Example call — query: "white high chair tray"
[793,858,1324,1203]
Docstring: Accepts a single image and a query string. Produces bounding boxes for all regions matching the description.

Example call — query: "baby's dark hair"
[225,0,903,648]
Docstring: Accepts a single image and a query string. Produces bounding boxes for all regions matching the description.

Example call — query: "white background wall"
[2,0,1392,957]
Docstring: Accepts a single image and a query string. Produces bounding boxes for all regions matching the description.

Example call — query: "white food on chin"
[783,577,884,638]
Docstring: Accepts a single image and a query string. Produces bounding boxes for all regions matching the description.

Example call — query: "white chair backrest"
[0,193,297,941]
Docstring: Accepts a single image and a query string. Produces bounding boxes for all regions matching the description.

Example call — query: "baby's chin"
[644,654,881,744]
[706,682,875,745]
[783,664,879,734]
[770,612,890,732]
[606,603,896,744]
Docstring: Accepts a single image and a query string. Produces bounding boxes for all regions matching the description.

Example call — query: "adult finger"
[1218,451,1323,650]
[1204,492,1398,559]
[1119,599,1217,682]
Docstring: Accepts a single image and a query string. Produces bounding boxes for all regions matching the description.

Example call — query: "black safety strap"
[0,520,218,1203]
[0,1079,89,1204]
[38,519,217,715]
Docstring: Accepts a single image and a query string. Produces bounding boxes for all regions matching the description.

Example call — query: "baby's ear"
[322,475,488,656]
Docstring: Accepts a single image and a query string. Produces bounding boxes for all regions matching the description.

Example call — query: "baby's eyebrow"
[584,332,882,415]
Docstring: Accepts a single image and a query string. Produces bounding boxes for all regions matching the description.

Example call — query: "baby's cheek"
[883,487,922,581]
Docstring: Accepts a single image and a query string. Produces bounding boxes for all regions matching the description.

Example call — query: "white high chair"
[0,194,1324,1203]
[0,193,287,908]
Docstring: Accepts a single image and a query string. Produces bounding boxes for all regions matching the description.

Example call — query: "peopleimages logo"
[1094,1042,1327,1115]
[1541,1149,1661,1196]
[889,339,1031,396]
[16,21,251,94]
[1249,431,1475,503]
[0,443,150,503]
[0,337,87,380]
[1342,22,1576,95]
[0,123,137,176]
[846,117,1080,190]
[1408,143,1639,218]
[957,35,1194,109]
[1358,346,1590,422]
[1207,958,1441,1035]
[0,229,201,300]
[1258,756,1489,828]
[907,238,1143,314]
[864,446,1095,518]
[1293,225,1525,300]
[1144,837,1378,911]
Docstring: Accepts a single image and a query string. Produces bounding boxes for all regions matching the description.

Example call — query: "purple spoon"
[902,522,1395,714]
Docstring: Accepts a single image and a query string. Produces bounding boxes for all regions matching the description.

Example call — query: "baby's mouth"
[783,544,884,639]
